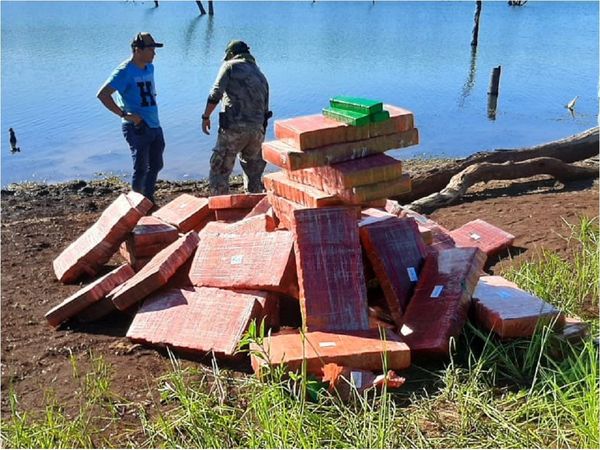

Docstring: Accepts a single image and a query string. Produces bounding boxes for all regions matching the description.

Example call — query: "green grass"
[2,217,598,448]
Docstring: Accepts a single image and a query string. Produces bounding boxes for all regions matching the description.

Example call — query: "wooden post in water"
[471,1,482,47]
[208,1,214,15]
[195,1,207,15]
[488,65,502,96]
[487,65,502,119]
[154,1,159,7]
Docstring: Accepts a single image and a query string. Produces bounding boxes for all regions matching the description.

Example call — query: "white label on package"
[470,232,481,241]
[407,267,418,282]
[230,255,244,265]
[431,285,444,298]
[319,341,336,348]
[350,371,363,388]
[400,324,413,336]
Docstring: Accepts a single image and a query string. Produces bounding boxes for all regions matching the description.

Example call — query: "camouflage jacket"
[207,54,269,130]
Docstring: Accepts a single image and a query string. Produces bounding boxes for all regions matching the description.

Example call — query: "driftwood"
[395,127,599,204]
[406,157,599,213]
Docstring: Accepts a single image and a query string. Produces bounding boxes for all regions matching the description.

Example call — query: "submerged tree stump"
[195,1,206,15]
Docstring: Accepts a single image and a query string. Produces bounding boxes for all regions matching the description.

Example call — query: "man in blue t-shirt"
[97,32,165,204]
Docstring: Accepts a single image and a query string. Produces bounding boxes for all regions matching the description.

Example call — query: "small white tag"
[230,255,243,265]
[431,285,444,298]
[319,341,336,348]
[407,267,418,282]
[400,324,413,336]
[179,203,187,209]
[350,371,363,388]
[470,232,481,241]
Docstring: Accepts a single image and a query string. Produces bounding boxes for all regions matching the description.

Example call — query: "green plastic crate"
[322,106,371,127]
[329,96,384,114]
[369,110,390,123]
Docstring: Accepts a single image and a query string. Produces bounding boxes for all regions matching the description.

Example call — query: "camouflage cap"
[224,40,250,59]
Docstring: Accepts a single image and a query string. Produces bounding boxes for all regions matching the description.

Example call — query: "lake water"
[1,0,598,186]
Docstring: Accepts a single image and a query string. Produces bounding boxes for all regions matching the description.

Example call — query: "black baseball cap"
[132,32,164,49]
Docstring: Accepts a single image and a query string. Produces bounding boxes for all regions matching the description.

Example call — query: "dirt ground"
[1,169,598,425]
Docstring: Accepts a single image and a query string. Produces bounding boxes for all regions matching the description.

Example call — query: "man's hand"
[124,113,143,126]
[202,117,211,135]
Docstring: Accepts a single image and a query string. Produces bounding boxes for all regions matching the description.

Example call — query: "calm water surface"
[1,1,598,185]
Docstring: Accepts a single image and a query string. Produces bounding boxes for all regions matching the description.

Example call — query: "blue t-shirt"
[105,59,160,128]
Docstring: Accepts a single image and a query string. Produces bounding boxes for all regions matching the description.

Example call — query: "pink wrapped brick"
[214,208,253,223]
[152,194,211,233]
[45,264,135,327]
[449,219,515,256]
[189,230,297,296]
[400,247,486,357]
[287,153,403,191]
[126,191,154,214]
[208,193,266,210]
[267,192,309,230]
[264,172,340,208]
[359,217,428,327]
[472,275,564,338]
[292,207,369,332]
[274,114,368,150]
[245,196,272,218]
[262,129,419,171]
[109,232,199,311]
[379,104,415,135]
[200,214,277,236]
[128,216,178,248]
[250,329,410,374]
[127,287,278,356]
[53,192,150,283]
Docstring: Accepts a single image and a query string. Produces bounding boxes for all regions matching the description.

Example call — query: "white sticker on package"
[319,341,336,348]
[400,324,413,336]
[230,255,243,265]
[431,285,444,298]
[470,232,481,241]
[407,267,418,282]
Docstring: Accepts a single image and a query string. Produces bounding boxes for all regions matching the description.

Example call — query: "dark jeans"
[122,122,165,203]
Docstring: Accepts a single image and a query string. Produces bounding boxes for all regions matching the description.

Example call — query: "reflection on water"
[183,16,202,58]
[1,0,598,185]
[459,45,478,107]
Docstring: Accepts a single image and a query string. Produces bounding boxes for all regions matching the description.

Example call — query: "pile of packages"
[46,98,585,395]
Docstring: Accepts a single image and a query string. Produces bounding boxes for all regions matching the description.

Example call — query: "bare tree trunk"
[208,0,214,15]
[394,127,599,204]
[195,1,207,15]
[406,157,599,213]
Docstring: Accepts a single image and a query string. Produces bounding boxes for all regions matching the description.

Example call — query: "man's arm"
[202,64,230,135]
[96,84,142,125]
[201,101,218,135]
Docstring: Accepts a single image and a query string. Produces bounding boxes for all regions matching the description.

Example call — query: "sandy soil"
[1,169,598,426]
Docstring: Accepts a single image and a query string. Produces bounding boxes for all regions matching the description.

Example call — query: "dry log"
[406,157,599,213]
[396,127,599,203]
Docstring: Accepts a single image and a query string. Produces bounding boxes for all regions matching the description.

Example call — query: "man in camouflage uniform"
[201,40,271,195]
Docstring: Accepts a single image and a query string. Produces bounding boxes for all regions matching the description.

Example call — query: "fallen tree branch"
[396,127,599,203]
[405,157,599,213]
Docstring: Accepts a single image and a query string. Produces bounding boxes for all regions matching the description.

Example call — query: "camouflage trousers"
[209,127,267,195]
